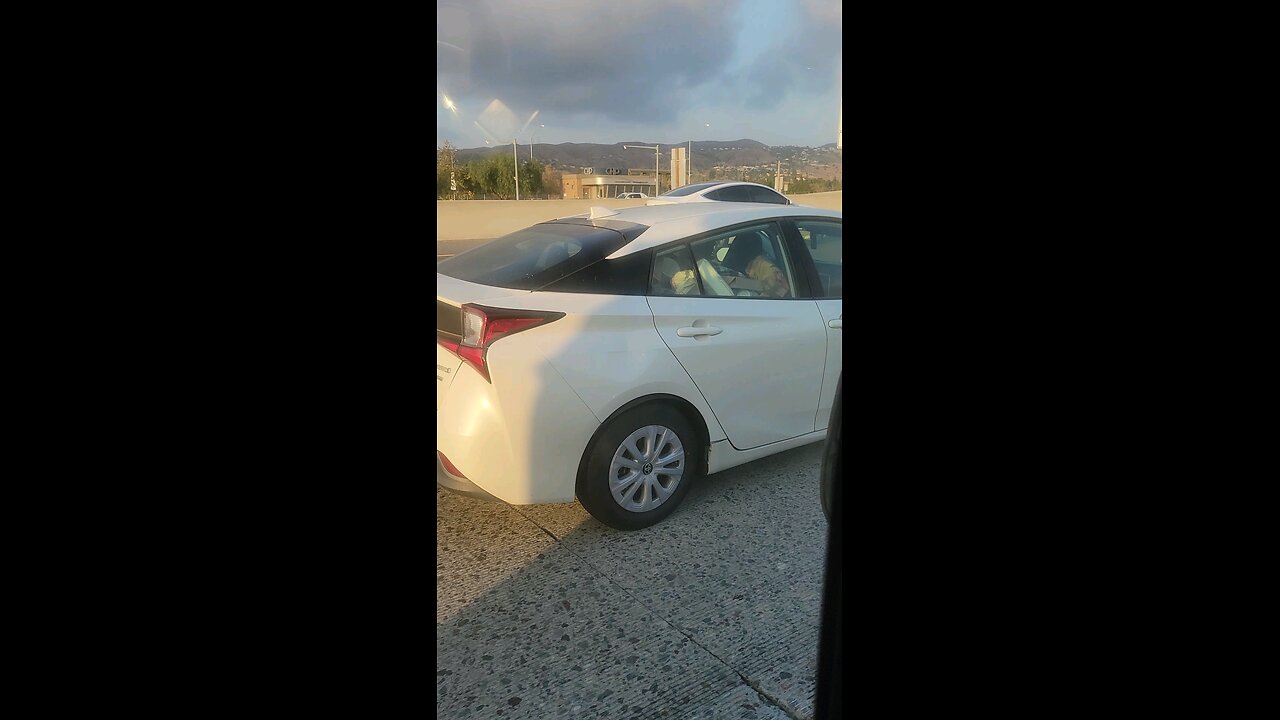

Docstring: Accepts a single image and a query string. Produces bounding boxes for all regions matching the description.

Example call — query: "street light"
[530,124,544,161]
[513,139,519,201]
[624,144,662,196]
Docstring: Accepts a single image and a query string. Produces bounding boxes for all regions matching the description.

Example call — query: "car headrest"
[723,231,764,271]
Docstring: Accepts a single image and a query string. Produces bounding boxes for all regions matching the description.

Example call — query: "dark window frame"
[779,217,842,299]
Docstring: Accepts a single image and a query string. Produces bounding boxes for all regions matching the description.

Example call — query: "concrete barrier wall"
[787,191,842,211]
[435,192,842,241]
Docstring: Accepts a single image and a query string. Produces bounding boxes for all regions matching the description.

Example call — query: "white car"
[437,202,842,530]
[645,181,791,206]
[617,192,649,199]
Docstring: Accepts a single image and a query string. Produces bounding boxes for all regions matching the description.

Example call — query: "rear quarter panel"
[489,292,728,443]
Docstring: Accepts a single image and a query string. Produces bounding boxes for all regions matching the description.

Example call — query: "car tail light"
[437,333,461,354]
[438,451,467,479]
[440,303,565,383]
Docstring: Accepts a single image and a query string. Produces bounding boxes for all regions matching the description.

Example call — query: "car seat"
[722,231,765,274]
[653,255,679,294]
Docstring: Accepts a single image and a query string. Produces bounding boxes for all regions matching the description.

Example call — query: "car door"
[646,221,827,449]
[784,217,843,430]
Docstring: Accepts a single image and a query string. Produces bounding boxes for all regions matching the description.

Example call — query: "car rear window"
[438,222,639,290]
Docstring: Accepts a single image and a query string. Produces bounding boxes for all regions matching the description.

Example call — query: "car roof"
[697,181,775,190]
[655,180,777,197]
[544,202,841,259]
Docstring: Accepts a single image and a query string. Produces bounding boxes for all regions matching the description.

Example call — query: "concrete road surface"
[437,443,829,720]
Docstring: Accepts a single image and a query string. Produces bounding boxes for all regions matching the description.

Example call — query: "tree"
[436,145,557,199]
[520,159,544,196]
[437,141,458,199]
[545,167,564,197]
[489,154,516,198]
[464,158,499,196]
[463,161,487,194]
[449,162,477,198]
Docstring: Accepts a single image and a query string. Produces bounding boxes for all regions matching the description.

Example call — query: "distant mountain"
[449,139,841,174]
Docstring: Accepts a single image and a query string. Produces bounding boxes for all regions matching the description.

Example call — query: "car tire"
[577,404,700,531]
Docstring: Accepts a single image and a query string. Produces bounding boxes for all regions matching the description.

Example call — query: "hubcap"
[609,424,686,513]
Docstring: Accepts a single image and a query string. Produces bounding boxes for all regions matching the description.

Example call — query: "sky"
[437,0,841,150]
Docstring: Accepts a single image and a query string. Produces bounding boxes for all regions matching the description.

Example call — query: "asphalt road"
[437,443,829,720]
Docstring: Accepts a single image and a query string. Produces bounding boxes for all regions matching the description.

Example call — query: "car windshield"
[660,181,723,197]
[438,222,632,290]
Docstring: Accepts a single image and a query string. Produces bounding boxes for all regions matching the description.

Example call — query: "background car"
[617,192,649,199]
[645,181,792,206]
[437,202,843,530]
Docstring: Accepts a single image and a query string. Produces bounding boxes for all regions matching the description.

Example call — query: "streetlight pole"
[513,139,519,201]
[530,124,544,161]
[623,144,661,196]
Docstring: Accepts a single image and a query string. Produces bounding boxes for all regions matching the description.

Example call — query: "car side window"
[688,223,795,298]
[711,186,751,202]
[748,186,787,204]
[650,246,701,296]
[793,219,842,298]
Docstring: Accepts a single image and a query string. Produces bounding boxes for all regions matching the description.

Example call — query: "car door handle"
[828,316,842,329]
[676,325,723,337]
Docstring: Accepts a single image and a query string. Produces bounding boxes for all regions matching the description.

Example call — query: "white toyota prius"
[437,202,842,530]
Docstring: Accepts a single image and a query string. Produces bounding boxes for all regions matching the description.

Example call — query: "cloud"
[799,0,841,25]
[739,0,841,106]
[438,0,744,123]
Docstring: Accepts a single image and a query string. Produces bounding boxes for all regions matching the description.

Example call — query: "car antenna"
[589,206,619,219]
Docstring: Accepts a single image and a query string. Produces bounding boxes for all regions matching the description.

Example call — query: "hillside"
[450,139,840,175]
